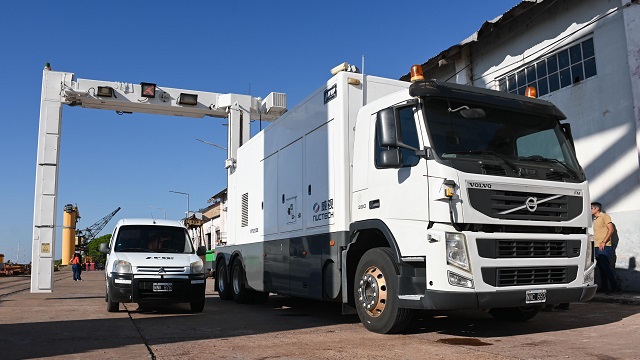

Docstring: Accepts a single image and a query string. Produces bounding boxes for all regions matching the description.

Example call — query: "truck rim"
[218,265,226,293]
[357,266,387,317]
[232,265,241,294]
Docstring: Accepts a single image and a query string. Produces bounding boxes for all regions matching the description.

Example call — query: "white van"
[100,218,207,313]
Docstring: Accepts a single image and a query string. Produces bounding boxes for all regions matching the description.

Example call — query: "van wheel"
[490,306,540,321]
[232,258,253,304]
[190,298,205,313]
[216,260,233,300]
[354,248,414,334]
[106,290,119,312]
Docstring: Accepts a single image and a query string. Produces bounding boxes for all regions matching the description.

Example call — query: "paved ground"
[1,271,639,360]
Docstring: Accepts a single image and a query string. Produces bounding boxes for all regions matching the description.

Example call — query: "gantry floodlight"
[97,86,114,97]
[178,93,198,106]
[140,82,156,98]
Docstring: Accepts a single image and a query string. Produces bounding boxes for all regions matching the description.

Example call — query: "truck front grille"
[482,266,577,287]
[468,189,582,221]
[476,239,581,258]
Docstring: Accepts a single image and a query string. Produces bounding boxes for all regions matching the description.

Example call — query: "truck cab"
[100,218,207,313]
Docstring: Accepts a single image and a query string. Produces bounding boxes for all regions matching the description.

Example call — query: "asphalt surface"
[1,271,639,360]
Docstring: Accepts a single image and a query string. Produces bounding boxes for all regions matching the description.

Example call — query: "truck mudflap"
[397,285,598,310]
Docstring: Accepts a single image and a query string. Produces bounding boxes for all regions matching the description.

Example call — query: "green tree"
[86,234,111,265]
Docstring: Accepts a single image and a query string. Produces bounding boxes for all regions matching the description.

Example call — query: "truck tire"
[106,289,119,312]
[354,247,414,334]
[251,290,269,304]
[216,260,233,300]
[490,306,540,321]
[190,298,205,313]
[231,258,253,304]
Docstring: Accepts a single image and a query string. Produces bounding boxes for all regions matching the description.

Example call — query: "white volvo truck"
[214,63,596,333]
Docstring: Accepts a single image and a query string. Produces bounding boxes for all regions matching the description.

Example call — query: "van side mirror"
[377,108,403,147]
[196,246,207,256]
[99,242,110,254]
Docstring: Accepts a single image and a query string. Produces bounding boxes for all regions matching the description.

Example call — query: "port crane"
[76,207,121,248]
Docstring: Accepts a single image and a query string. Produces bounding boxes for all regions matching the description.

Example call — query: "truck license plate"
[525,289,546,304]
[153,283,172,292]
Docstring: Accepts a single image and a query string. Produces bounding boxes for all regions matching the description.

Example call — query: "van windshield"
[114,225,194,253]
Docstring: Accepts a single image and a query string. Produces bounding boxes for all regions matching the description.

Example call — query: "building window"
[497,38,596,96]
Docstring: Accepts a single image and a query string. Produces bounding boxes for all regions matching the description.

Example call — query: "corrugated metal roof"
[400,0,543,81]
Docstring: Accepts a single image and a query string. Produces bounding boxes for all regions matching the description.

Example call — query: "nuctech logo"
[313,203,320,213]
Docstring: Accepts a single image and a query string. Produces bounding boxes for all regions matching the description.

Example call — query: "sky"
[0,0,522,263]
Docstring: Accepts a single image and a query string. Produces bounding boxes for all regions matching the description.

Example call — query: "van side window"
[374,106,420,168]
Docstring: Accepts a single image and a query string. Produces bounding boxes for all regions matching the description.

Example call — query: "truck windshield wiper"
[520,155,578,178]
[443,150,519,173]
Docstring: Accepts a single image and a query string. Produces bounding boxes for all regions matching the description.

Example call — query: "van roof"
[114,218,185,228]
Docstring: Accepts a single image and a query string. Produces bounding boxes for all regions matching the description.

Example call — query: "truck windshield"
[422,98,580,174]
[114,225,194,253]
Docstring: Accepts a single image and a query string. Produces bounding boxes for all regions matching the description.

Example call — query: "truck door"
[278,139,303,233]
[368,104,430,252]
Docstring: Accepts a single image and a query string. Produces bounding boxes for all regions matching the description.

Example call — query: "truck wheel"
[106,289,119,312]
[190,298,205,313]
[251,291,269,304]
[490,306,540,321]
[232,258,253,304]
[354,248,414,334]
[216,260,233,300]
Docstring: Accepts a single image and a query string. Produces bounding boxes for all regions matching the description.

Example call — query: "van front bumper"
[108,272,206,304]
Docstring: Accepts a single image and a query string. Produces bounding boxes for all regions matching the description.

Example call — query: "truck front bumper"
[398,284,597,310]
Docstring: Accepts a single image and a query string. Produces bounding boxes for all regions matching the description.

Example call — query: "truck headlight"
[585,235,594,269]
[190,260,204,274]
[448,271,474,288]
[446,232,470,272]
[113,260,132,274]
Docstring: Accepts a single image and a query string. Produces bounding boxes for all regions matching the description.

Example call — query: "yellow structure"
[0,253,4,263]
[61,204,80,265]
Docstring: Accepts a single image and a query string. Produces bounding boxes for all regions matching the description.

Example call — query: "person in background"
[591,202,621,294]
[71,252,82,282]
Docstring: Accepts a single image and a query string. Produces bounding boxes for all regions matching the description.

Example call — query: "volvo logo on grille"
[498,194,563,215]
[158,267,166,274]
[468,182,492,189]
[525,197,538,212]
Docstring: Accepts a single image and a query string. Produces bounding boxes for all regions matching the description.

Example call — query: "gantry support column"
[30,67,73,293]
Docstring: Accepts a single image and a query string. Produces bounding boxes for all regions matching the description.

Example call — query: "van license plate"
[525,289,546,304]
[153,283,172,292]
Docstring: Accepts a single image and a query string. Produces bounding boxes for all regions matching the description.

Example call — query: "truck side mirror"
[379,148,403,169]
[99,242,110,254]
[377,108,403,147]
[196,246,207,256]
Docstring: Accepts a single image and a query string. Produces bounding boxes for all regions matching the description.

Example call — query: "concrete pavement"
[1,270,638,359]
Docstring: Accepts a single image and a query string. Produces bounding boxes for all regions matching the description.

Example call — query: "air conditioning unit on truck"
[214,63,597,334]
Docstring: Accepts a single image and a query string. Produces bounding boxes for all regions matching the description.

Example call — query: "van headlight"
[190,260,204,274]
[446,232,470,272]
[113,260,132,274]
